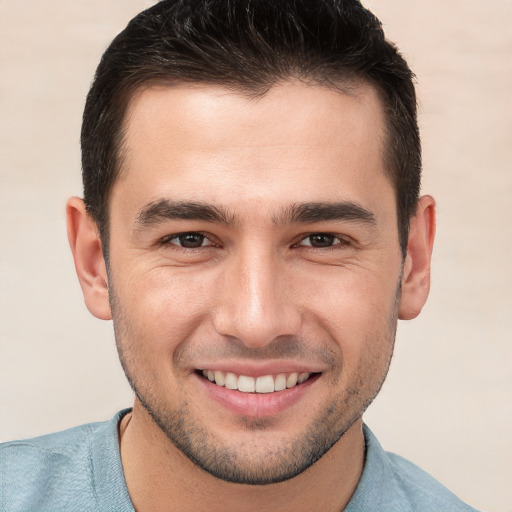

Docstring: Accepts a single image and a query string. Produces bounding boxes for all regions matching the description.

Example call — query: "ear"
[66,197,112,320]
[398,195,436,320]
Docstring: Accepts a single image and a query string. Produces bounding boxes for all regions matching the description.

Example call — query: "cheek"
[111,266,217,357]
[109,271,204,398]
[300,263,398,326]
[299,266,398,371]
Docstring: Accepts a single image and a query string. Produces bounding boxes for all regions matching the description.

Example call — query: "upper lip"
[193,360,325,377]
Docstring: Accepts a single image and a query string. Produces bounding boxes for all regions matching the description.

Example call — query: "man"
[0,1,480,511]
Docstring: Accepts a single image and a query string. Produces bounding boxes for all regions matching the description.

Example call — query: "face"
[107,82,403,484]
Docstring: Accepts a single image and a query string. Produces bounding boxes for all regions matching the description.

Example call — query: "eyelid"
[160,231,218,248]
[294,232,352,248]
[158,231,352,250]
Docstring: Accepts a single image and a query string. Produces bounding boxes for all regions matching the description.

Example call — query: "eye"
[298,233,347,248]
[163,232,214,249]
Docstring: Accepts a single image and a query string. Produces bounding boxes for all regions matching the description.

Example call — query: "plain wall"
[1,2,511,511]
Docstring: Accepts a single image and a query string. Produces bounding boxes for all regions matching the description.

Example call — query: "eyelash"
[293,233,351,249]
[160,232,217,249]
[160,232,351,250]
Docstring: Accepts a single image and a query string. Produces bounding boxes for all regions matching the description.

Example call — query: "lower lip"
[195,373,320,418]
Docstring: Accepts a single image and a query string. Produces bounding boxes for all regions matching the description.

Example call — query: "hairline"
[97,76,414,263]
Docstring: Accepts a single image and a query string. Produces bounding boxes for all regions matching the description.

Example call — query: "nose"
[212,248,302,348]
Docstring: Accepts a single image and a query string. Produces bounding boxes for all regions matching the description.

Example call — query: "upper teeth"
[201,370,311,393]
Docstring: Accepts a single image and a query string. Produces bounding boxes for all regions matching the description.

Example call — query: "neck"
[119,401,365,512]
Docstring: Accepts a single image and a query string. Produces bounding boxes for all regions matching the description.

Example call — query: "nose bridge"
[213,243,301,347]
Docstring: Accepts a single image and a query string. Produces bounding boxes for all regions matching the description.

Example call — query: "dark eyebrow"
[135,199,375,229]
[135,199,235,228]
[276,202,376,225]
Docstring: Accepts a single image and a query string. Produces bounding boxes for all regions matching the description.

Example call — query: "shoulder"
[1,423,98,511]
[0,410,132,512]
[2,419,103,461]
[385,451,480,512]
[345,425,481,512]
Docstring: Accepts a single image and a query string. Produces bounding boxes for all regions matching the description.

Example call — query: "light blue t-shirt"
[1,410,480,511]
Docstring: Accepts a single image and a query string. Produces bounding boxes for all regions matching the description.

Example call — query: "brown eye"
[302,233,338,248]
[179,233,205,248]
[166,232,211,248]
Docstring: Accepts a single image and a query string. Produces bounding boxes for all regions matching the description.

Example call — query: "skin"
[67,81,435,512]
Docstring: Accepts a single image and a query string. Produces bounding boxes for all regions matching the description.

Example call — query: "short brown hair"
[81,0,420,258]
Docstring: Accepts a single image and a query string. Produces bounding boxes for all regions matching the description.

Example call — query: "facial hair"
[109,273,401,485]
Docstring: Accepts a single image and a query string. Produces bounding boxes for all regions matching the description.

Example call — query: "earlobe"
[66,197,112,320]
[398,195,436,320]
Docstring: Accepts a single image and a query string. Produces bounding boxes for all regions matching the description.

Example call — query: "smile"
[200,370,314,394]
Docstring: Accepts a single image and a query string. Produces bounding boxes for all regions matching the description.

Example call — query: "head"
[81,0,421,261]
[68,0,435,487]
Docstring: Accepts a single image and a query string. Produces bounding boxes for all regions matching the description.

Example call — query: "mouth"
[198,369,318,394]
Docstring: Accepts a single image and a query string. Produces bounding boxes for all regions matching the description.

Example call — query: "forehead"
[114,81,391,217]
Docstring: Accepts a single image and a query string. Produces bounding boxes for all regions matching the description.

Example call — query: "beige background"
[1,1,511,511]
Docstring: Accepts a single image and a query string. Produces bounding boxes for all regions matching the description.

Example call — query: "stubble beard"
[109,279,400,485]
